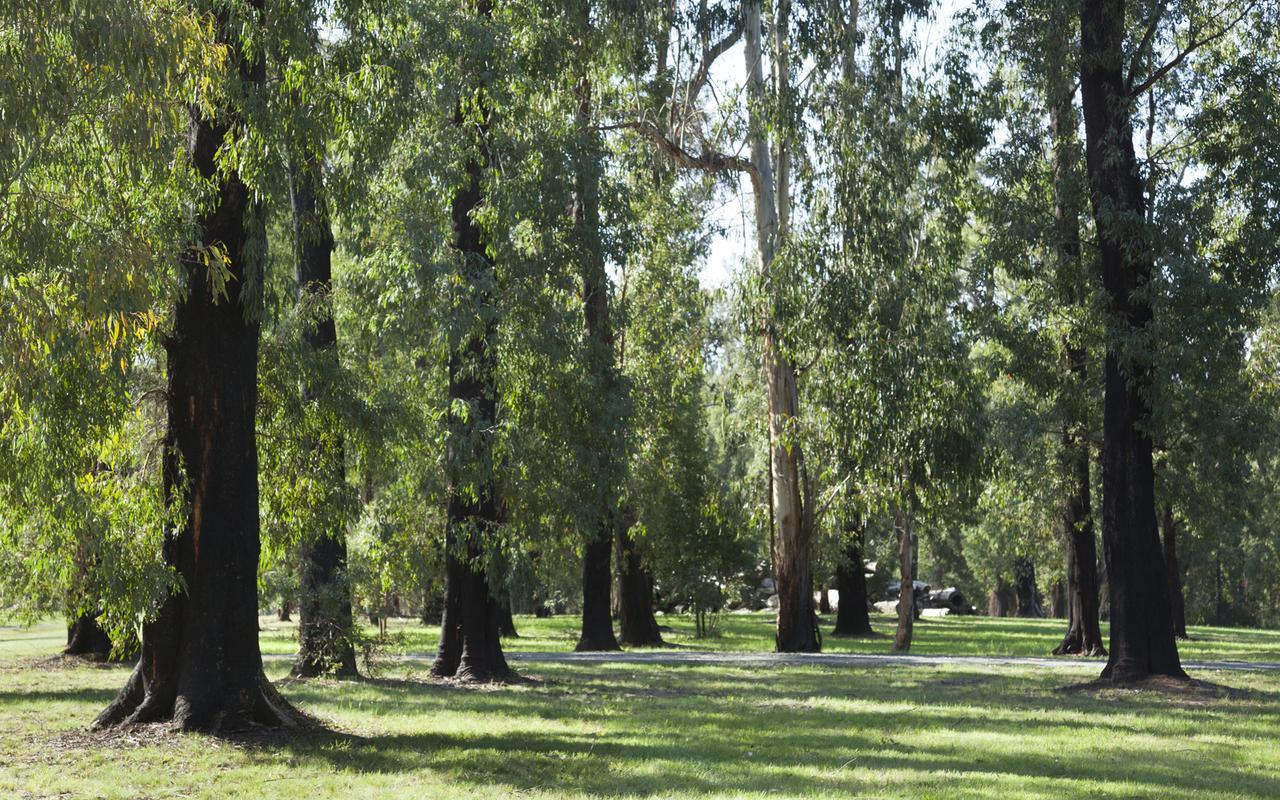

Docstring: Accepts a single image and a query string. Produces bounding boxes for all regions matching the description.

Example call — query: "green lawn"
[252,610,1280,664]
[2,616,1280,798]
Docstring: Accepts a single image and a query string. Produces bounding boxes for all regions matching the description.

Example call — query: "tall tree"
[572,0,622,653]
[431,0,512,683]
[1078,0,1184,682]
[95,0,305,730]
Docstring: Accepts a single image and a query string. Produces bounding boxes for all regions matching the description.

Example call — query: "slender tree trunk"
[572,0,622,653]
[893,502,915,652]
[819,586,832,615]
[1045,0,1105,659]
[616,508,663,646]
[94,0,302,732]
[431,0,510,681]
[831,531,873,637]
[278,600,292,623]
[1162,505,1188,639]
[745,0,818,654]
[287,151,359,679]
[1080,0,1184,682]
[1013,556,1044,618]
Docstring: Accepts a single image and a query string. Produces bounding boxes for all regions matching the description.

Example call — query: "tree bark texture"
[1080,0,1185,682]
[65,613,115,660]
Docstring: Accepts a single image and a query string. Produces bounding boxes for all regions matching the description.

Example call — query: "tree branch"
[1128,0,1259,97]
[608,120,757,181]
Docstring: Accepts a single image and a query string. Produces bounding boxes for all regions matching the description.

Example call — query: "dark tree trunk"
[1080,0,1185,682]
[288,155,358,679]
[988,578,1014,617]
[278,600,292,623]
[94,0,302,732]
[571,3,622,654]
[1162,505,1188,639]
[1044,0,1106,658]
[616,510,663,646]
[65,613,114,660]
[1049,582,1066,619]
[1054,422,1107,655]
[831,535,873,637]
[430,8,510,680]
[497,593,518,639]
[893,504,915,652]
[818,586,832,615]
[1013,557,1044,618]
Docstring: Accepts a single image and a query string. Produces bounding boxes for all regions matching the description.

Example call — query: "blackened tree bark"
[831,527,873,637]
[288,155,358,679]
[431,2,510,681]
[1013,556,1044,618]
[1046,1,1105,658]
[616,509,663,646]
[1161,505,1188,639]
[94,0,303,732]
[1080,0,1185,682]
[65,613,114,660]
[572,0,621,653]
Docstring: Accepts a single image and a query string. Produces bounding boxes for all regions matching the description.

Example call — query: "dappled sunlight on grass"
[3,618,1280,797]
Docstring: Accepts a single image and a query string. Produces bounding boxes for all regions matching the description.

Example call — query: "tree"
[95,0,306,730]
[1078,0,1185,683]
[431,0,513,683]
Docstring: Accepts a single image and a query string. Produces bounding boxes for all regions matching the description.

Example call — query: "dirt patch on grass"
[19,654,136,671]
[1059,675,1252,701]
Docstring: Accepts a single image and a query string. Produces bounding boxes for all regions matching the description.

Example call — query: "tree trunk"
[988,578,1014,617]
[497,593,518,639]
[1049,581,1066,618]
[1162,505,1188,639]
[94,0,302,732]
[616,509,663,646]
[1044,0,1105,659]
[286,150,359,679]
[819,586,832,615]
[571,1,622,654]
[65,613,115,660]
[1013,556,1044,618]
[831,535,873,637]
[893,503,915,652]
[1080,0,1185,683]
[278,600,292,623]
[745,0,818,655]
[431,1,510,682]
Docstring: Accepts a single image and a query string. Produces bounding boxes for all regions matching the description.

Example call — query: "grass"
[2,616,1279,798]
[253,609,1280,664]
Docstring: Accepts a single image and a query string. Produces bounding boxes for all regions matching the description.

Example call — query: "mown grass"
[2,617,1280,798]
[256,609,1280,664]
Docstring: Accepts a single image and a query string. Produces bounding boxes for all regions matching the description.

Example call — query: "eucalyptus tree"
[969,0,1106,655]
[803,0,987,651]
[258,0,361,678]
[89,0,310,730]
[1075,0,1267,682]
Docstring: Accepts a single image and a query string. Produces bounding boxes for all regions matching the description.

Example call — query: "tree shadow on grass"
[225,664,1280,797]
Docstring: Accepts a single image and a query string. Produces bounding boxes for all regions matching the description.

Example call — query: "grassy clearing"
[256,609,1280,664]
[2,619,1280,798]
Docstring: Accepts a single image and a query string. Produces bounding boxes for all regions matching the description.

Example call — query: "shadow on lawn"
[251,664,1280,798]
